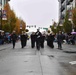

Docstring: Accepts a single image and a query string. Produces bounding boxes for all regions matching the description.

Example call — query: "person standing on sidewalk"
[57,31,63,50]
[11,31,17,49]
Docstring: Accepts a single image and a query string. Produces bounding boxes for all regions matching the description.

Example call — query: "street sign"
[20,24,22,29]
[2,10,7,20]
[2,14,7,20]
[43,28,48,30]
[2,10,6,14]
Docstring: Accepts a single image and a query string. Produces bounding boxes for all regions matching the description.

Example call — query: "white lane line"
[69,61,76,65]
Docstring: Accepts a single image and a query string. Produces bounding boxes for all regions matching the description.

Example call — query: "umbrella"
[71,32,76,34]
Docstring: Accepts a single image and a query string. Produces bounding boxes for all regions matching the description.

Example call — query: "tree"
[72,8,76,31]
[51,22,57,34]
[3,23,11,32]
[63,11,72,33]
[14,18,20,34]
[2,3,11,30]
[2,3,26,33]
[21,20,26,31]
[56,25,62,33]
[3,3,17,33]
[9,10,17,32]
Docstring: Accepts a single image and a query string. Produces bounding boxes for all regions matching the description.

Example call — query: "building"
[58,0,75,25]
[0,0,10,9]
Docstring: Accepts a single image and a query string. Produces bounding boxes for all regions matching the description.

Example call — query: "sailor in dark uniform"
[30,32,36,48]
[35,29,42,50]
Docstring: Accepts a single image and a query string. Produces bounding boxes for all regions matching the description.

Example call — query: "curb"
[63,51,76,53]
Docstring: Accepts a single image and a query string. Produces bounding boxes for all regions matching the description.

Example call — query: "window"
[0,0,2,5]
[0,0,1,3]
[4,0,6,5]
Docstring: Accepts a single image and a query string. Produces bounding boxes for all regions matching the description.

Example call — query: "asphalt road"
[0,40,76,75]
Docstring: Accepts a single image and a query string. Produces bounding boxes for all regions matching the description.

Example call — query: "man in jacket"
[57,31,63,50]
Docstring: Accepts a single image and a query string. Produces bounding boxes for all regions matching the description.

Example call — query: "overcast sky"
[9,0,59,28]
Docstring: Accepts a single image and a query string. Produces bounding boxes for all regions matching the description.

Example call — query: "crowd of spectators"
[55,32,76,45]
[65,33,76,45]
[0,31,12,45]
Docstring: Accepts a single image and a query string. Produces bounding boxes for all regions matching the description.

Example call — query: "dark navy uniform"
[47,33,55,48]
[40,33,45,48]
[35,29,42,50]
[11,31,17,49]
[31,32,36,48]
[21,32,28,48]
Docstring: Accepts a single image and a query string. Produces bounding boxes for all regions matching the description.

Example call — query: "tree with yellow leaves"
[2,3,26,33]
[72,8,76,31]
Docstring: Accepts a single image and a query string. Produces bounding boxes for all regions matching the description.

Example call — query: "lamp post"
[68,18,74,32]
[59,23,64,32]
[0,0,2,30]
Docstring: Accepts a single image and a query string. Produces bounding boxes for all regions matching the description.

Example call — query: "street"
[0,40,76,75]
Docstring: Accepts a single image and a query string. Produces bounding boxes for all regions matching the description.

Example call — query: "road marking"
[69,61,76,65]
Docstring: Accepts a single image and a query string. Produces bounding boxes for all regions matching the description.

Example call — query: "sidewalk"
[62,43,76,53]
[53,42,76,53]
[0,43,12,51]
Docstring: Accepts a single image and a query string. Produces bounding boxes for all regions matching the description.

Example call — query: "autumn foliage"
[72,8,76,30]
[2,3,26,34]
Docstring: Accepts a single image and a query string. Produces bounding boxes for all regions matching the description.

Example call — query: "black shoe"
[32,46,34,48]
[37,48,40,50]
[22,47,24,48]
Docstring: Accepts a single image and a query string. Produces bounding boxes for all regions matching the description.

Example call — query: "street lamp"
[68,18,74,32]
[59,23,64,32]
[0,0,2,30]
